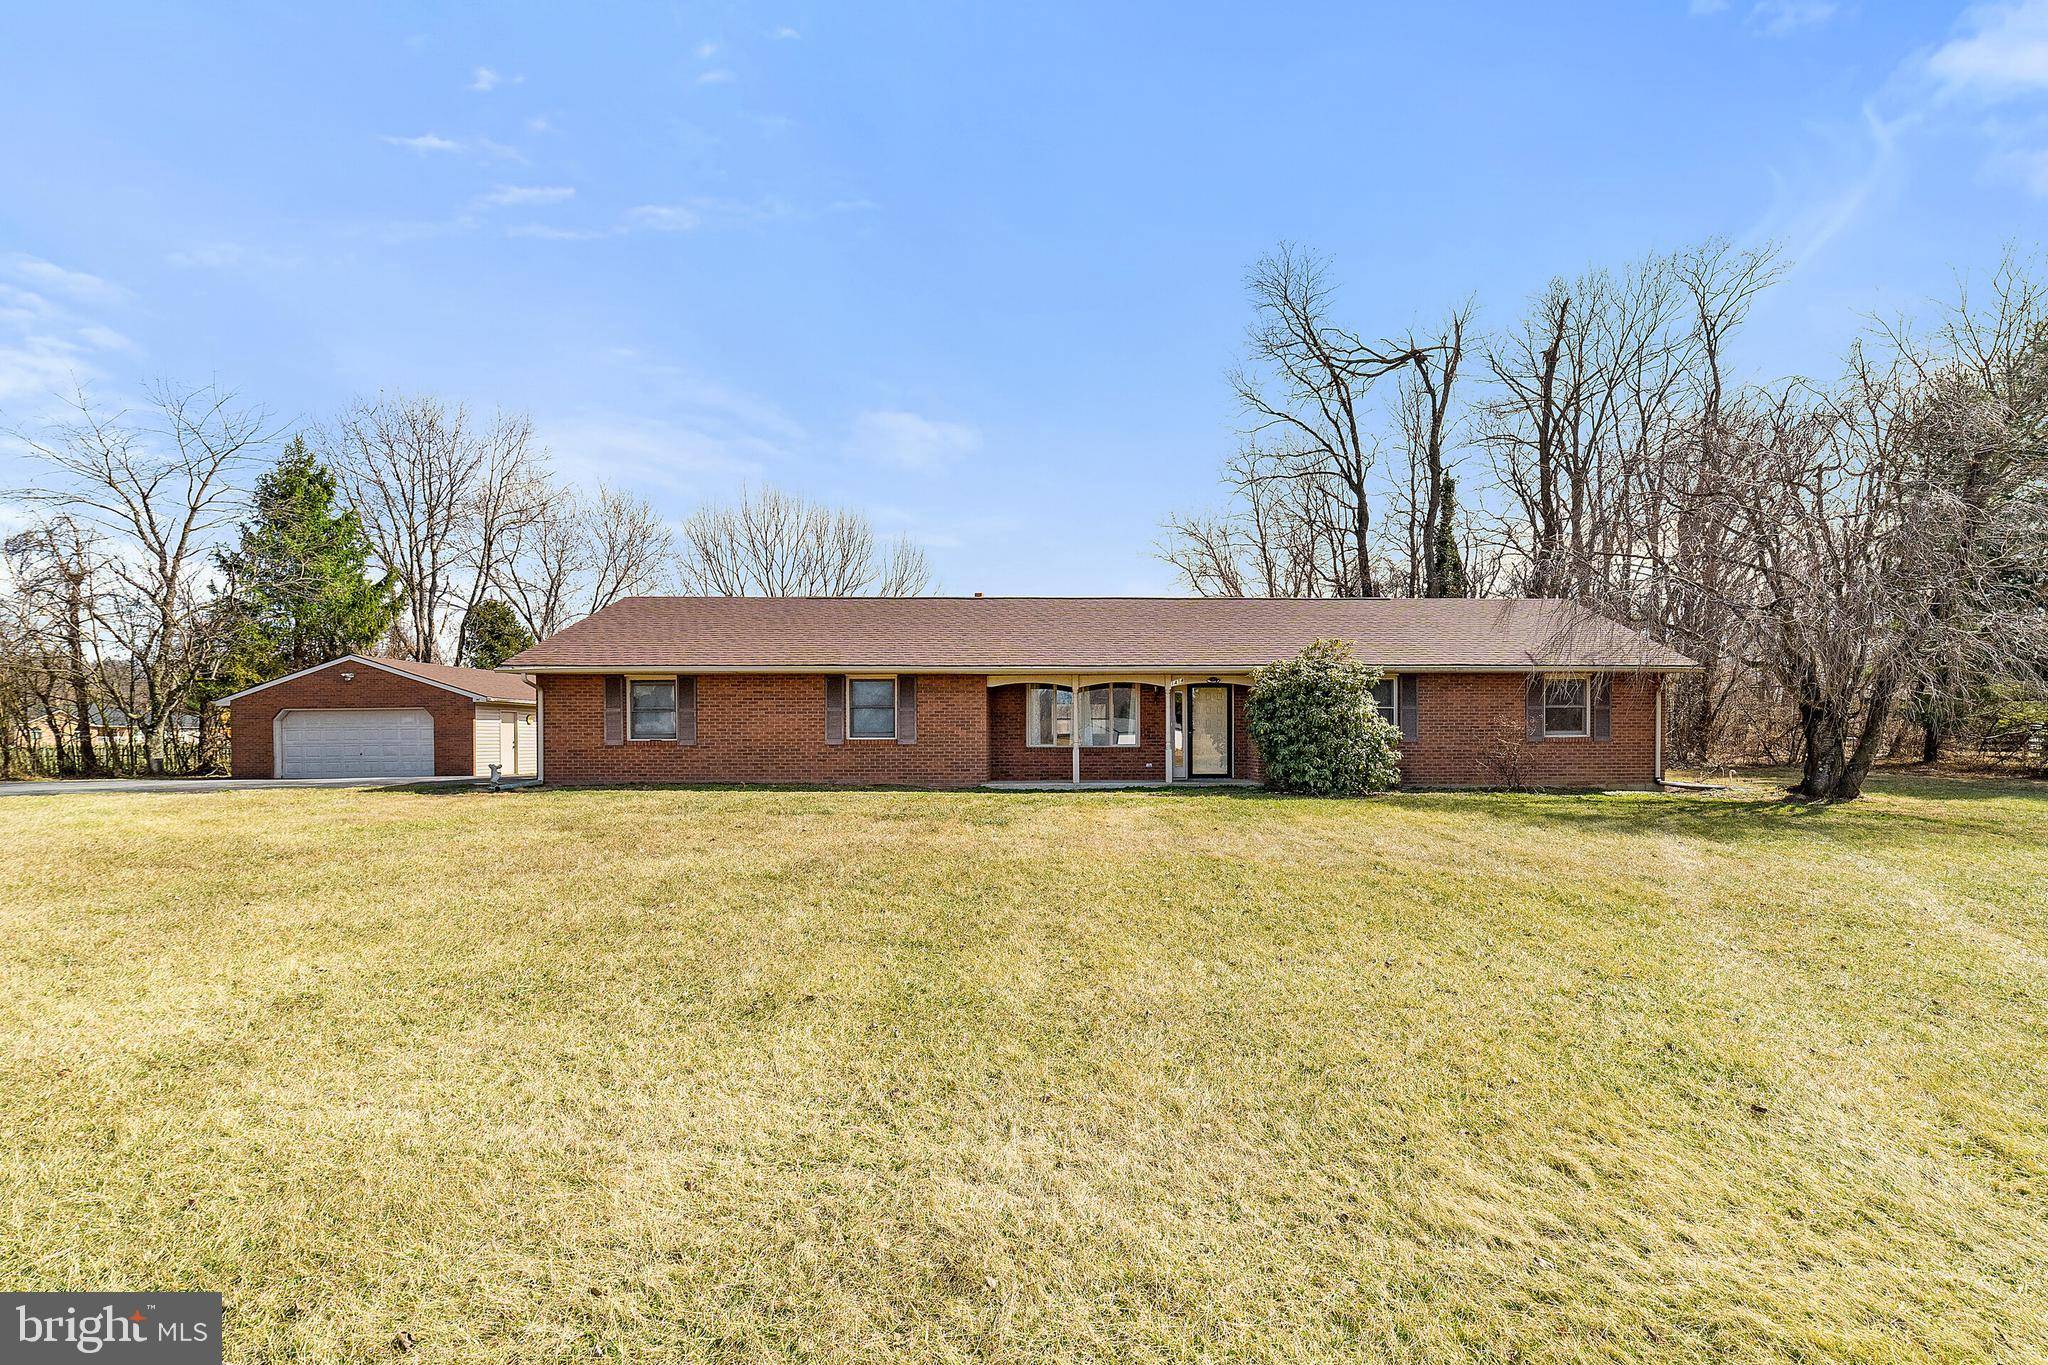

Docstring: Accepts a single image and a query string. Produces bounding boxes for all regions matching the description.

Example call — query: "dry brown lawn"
[1,772,2044,1362]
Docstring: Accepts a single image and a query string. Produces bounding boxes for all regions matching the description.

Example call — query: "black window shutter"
[603,676,625,746]
[675,675,697,746]
[824,675,845,745]
[1592,675,1612,741]
[896,675,917,744]
[1525,674,1546,742]
[1396,674,1419,742]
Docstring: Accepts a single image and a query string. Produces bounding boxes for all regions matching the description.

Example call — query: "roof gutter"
[498,661,1702,676]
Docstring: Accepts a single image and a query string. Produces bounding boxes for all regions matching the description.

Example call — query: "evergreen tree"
[460,599,535,670]
[1427,476,1470,598]
[217,437,401,682]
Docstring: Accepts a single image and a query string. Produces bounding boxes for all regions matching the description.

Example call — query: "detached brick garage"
[501,596,1697,790]
[217,655,537,780]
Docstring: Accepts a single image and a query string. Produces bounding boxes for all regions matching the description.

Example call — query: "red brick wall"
[539,673,989,787]
[987,683,1171,782]
[1393,672,1662,789]
[534,670,1664,790]
[227,661,477,778]
[1233,685,1263,782]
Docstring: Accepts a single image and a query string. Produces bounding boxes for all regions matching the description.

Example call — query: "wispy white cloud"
[847,410,981,472]
[696,68,738,85]
[2,254,128,307]
[73,324,135,353]
[1749,0,1839,36]
[1689,0,1841,35]
[624,204,701,232]
[694,40,721,60]
[526,114,553,133]
[382,132,464,154]
[473,137,526,163]
[0,255,134,410]
[478,184,576,207]
[381,132,525,162]
[542,397,789,497]
[1916,0,2048,195]
[772,24,802,39]
[1928,0,2048,97]
[506,223,618,241]
[507,197,806,243]
[468,65,522,92]
[1991,144,2048,192]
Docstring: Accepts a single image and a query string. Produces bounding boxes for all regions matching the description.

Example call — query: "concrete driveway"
[0,775,488,797]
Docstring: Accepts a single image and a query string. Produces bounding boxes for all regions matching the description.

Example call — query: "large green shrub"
[1246,638,1403,795]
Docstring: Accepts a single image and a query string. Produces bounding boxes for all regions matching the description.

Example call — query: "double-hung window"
[1028,683,1138,747]
[628,679,678,740]
[1369,678,1398,728]
[1542,675,1591,738]
[847,677,897,739]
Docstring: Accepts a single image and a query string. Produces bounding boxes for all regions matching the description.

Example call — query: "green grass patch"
[2,773,2045,1361]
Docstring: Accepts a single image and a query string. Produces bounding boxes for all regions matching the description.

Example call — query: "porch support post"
[1072,673,1082,786]
[1163,679,1174,785]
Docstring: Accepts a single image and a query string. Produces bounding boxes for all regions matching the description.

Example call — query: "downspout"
[1653,679,1663,785]
[536,679,546,785]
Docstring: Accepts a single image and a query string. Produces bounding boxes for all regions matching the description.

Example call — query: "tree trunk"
[1792,697,1847,801]
[64,587,96,775]
[1921,719,1944,765]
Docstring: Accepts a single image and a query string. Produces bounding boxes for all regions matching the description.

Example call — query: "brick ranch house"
[501,596,1697,789]
[218,655,537,779]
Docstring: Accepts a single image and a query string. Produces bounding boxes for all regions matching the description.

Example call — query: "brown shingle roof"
[368,656,537,702]
[504,597,1696,673]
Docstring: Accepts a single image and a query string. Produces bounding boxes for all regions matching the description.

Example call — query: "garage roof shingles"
[368,656,537,703]
[503,596,1696,673]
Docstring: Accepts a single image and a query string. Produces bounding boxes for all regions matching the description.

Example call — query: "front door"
[500,716,519,774]
[1188,685,1231,777]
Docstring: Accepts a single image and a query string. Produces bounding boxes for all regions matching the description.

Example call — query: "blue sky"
[1,1,2043,592]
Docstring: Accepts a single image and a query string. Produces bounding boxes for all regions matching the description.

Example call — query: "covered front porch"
[983,673,1260,786]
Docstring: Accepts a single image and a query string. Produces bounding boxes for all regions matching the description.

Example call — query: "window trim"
[1369,676,1398,728]
[1079,681,1141,748]
[845,673,898,741]
[626,675,679,742]
[1027,681,1142,748]
[1542,674,1592,739]
[1025,683,1074,748]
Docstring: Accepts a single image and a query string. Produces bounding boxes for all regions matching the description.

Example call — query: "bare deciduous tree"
[10,381,269,770]
[675,485,933,597]
[1,517,110,773]
[497,482,675,637]
[1227,246,1427,597]
[584,484,675,612]
[325,394,545,662]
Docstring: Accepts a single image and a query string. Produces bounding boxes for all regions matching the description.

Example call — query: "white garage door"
[278,708,434,778]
